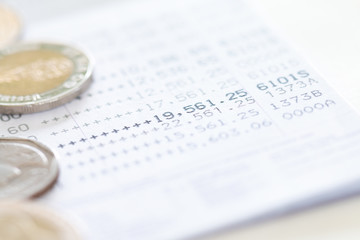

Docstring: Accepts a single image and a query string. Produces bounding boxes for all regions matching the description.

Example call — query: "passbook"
[2,0,360,239]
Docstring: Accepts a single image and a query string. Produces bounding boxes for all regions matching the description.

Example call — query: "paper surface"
[2,0,360,239]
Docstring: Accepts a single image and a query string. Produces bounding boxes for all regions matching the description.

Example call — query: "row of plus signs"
[63,137,165,156]
[66,147,184,176]
[40,86,151,125]
[56,124,159,148]
[93,73,154,86]
[71,157,153,180]
[82,83,126,97]
[43,106,145,125]
[80,83,163,101]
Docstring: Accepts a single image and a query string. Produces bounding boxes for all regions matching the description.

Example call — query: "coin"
[0,137,59,199]
[0,5,22,49]
[0,201,82,240]
[0,42,94,114]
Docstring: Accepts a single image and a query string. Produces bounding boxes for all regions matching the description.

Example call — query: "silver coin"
[0,42,94,114]
[0,137,59,199]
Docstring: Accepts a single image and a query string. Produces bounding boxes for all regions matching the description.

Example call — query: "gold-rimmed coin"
[0,5,22,49]
[0,201,82,240]
[0,42,94,114]
[0,137,59,200]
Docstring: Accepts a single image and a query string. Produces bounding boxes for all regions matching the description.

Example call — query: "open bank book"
[2,0,360,239]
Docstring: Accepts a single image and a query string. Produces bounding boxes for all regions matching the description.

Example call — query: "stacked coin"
[0,5,22,49]
[0,5,93,197]
[0,201,82,240]
[0,5,91,239]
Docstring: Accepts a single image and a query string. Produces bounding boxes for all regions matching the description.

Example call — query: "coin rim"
[0,136,59,200]
[0,42,94,114]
